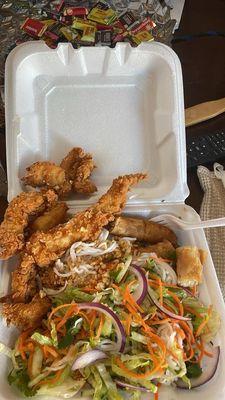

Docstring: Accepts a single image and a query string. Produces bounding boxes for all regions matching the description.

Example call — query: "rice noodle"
[54,231,118,278]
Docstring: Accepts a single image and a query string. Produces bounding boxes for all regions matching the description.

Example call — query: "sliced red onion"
[176,346,220,389]
[148,287,191,321]
[78,303,126,352]
[129,265,148,305]
[72,349,107,371]
[97,339,118,352]
[115,379,153,392]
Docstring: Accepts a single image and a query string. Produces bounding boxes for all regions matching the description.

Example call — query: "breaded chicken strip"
[30,202,68,233]
[0,190,57,260]
[22,162,72,197]
[11,253,37,303]
[2,294,51,330]
[61,148,97,194]
[22,148,96,196]
[26,174,146,267]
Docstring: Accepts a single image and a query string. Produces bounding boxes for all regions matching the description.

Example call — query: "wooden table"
[0,0,225,219]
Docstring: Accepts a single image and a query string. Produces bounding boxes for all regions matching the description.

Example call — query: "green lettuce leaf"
[8,368,37,397]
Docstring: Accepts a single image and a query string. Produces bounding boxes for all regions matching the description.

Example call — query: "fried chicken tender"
[22,147,97,196]
[109,216,177,246]
[30,202,68,233]
[26,173,146,267]
[0,190,57,260]
[2,294,51,330]
[22,162,72,197]
[60,148,96,194]
[11,253,37,303]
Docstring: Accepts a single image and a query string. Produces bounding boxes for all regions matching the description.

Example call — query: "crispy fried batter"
[73,180,97,194]
[133,240,175,259]
[60,148,96,194]
[2,294,51,330]
[26,174,146,267]
[94,174,146,214]
[109,216,177,246]
[22,148,97,197]
[176,246,207,287]
[22,162,72,197]
[11,253,37,303]
[30,202,68,233]
[0,190,57,259]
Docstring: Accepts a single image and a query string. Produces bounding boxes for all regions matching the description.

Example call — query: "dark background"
[0,0,225,218]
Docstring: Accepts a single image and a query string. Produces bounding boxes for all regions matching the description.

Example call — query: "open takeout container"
[1,41,225,400]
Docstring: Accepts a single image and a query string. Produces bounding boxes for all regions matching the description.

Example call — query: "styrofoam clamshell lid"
[5,41,189,206]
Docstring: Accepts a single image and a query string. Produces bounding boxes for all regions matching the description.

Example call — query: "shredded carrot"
[49,303,79,320]
[157,278,163,306]
[148,253,171,263]
[179,321,195,344]
[89,310,96,337]
[43,345,59,358]
[56,305,79,330]
[149,318,171,325]
[196,339,213,358]
[195,305,212,337]
[154,383,161,400]
[18,329,34,361]
[183,305,203,318]
[115,356,165,380]
[38,368,65,387]
[124,313,132,336]
[183,333,195,361]
[167,290,184,316]
[95,314,104,340]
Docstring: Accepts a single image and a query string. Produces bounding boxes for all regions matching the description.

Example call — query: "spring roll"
[109,216,177,246]
[176,246,207,287]
[133,240,175,260]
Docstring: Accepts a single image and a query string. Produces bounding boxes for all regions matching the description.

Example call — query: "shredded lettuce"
[31,332,53,346]
[114,255,132,283]
[88,366,107,400]
[8,367,37,397]
[0,341,12,358]
[58,316,83,349]
[31,347,43,378]
[97,364,123,400]
[50,321,58,347]
[37,376,85,398]
[52,287,94,305]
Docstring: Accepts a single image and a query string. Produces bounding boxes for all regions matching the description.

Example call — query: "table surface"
[0,0,225,219]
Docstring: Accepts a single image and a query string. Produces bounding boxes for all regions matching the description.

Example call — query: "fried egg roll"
[176,246,207,287]
[109,216,177,245]
[134,240,175,259]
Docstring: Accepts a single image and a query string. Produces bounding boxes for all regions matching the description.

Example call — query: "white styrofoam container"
[2,41,225,400]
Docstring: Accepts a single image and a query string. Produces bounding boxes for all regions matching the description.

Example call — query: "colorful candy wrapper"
[21,18,48,37]
[64,7,88,16]
[73,17,96,30]
[95,29,112,45]
[88,2,117,25]
[59,26,79,41]
[81,25,96,42]
[130,16,156,35]
[118,10,136,30]
[131,30,154,45]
